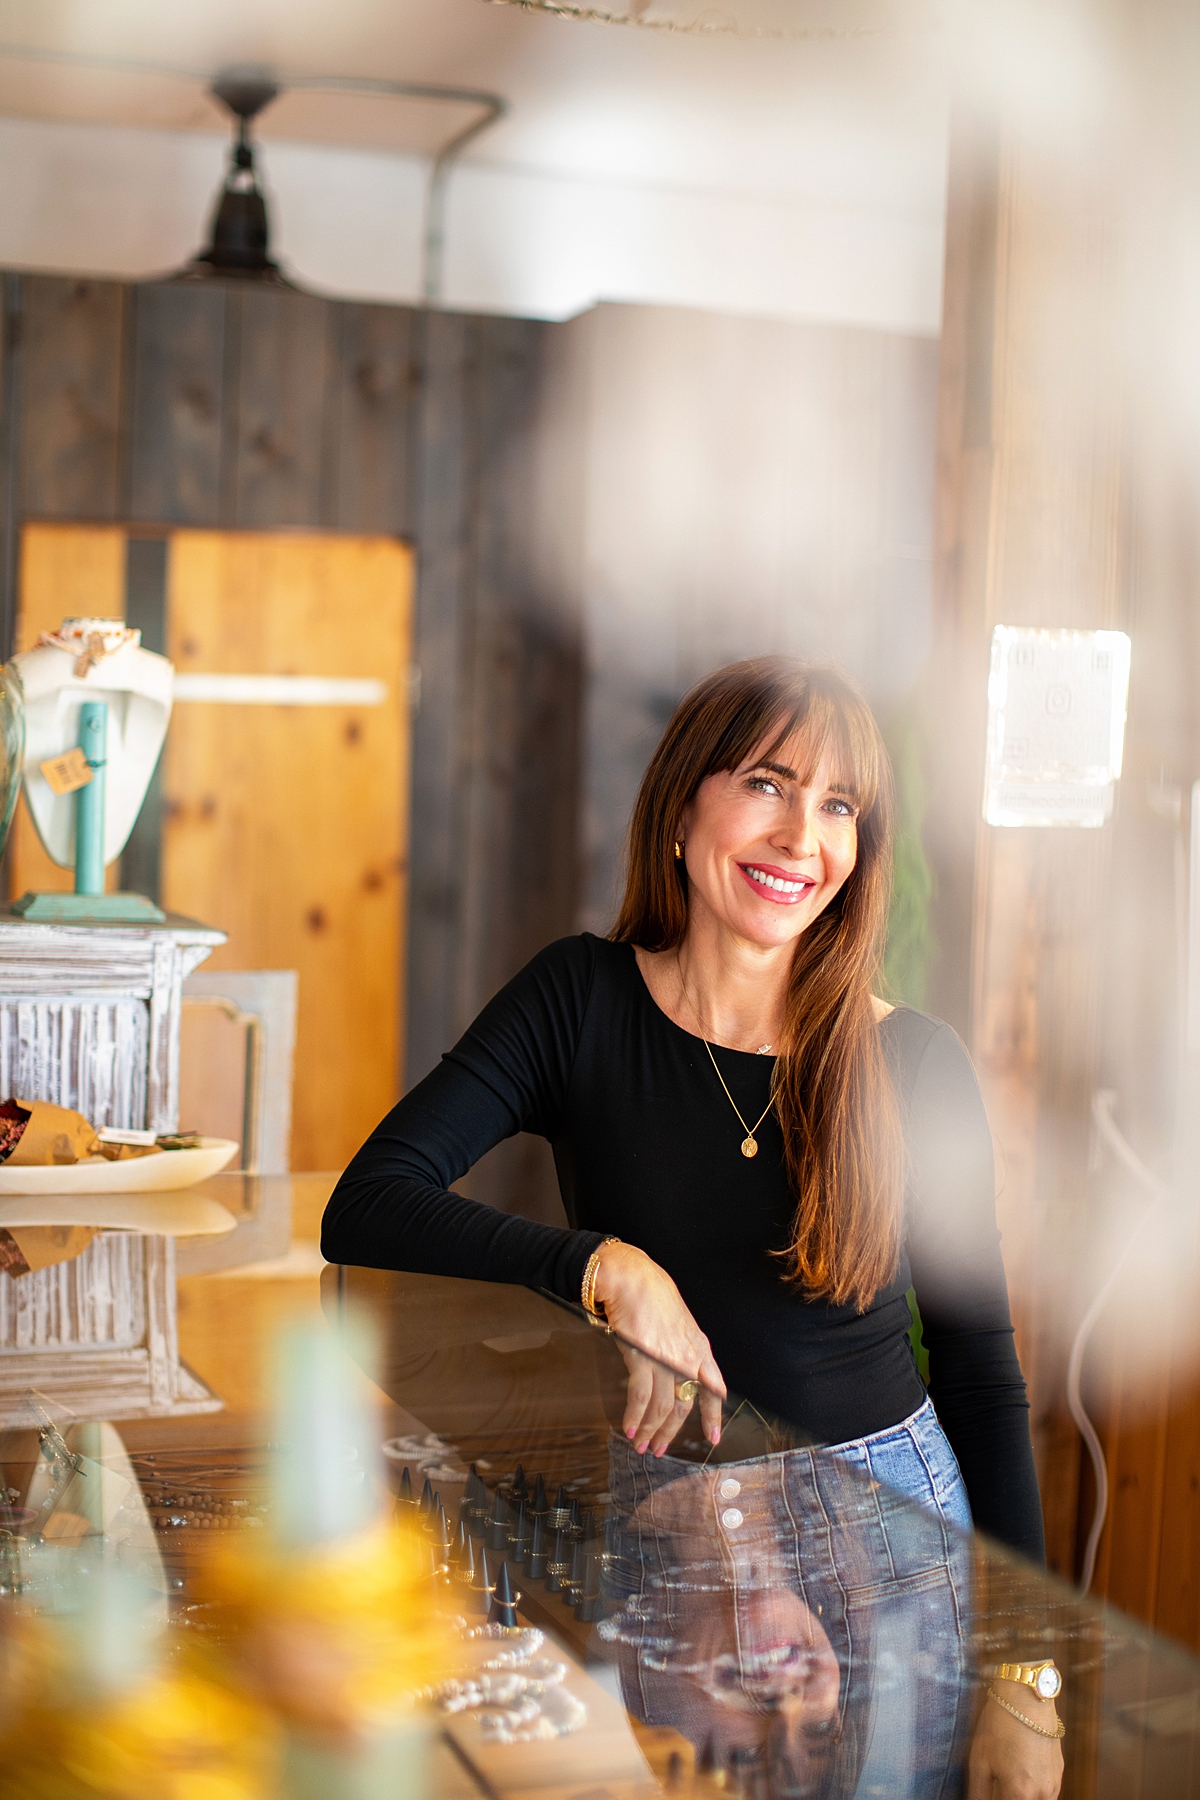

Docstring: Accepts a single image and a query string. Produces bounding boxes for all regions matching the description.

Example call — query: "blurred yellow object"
[201,1515,450,1740]
[0,1652,279,1800]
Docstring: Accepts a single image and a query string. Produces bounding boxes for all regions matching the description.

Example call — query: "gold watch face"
[1034,1665,1062,1699]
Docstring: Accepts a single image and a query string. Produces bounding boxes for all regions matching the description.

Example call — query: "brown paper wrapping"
[6,1101,99,1166]
[4,1224,97,1275]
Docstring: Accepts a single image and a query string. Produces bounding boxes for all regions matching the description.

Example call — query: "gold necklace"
[677,962,777,1159]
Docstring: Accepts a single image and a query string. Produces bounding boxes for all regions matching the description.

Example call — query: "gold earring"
[674,841,684,860]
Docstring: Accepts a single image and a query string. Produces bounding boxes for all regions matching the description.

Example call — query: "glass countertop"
[1,1260,1196,1799]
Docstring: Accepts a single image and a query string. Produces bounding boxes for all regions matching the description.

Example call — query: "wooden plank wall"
[539,303,940,939]
[0,272,577,1217]
[931,90,1200,1672]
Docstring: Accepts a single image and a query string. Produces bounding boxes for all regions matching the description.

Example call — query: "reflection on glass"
[3,1283,1199,1798]
[322,1266,1200,1799]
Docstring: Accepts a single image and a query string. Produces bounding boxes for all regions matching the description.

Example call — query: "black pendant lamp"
[184,71,291,284]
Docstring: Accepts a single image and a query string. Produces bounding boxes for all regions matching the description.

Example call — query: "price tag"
[39,748,93,796]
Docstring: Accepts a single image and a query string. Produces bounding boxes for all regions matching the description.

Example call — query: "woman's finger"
[622,1352,655,1442]
[697,1347,727,1400]
[632,1366,679,1453]
[698,1383,724,1447]
[648,1393,693,1456]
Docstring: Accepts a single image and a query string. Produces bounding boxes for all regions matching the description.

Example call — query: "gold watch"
[993,1660,1062,1701]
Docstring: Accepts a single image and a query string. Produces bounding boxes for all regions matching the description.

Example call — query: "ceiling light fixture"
[0,45,507,303]
[183,69,289,285]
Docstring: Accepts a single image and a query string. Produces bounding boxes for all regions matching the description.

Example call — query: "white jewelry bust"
[12,618,173,869]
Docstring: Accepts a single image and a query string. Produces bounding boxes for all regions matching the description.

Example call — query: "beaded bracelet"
[581,1237,620,1321]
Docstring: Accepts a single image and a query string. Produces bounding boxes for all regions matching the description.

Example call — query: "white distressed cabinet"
[0,911,227,1420]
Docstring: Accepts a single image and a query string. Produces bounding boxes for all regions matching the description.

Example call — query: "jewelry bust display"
[10,618,173,923]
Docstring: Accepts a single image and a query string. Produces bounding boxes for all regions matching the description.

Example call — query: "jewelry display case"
[319,1267,1200,1800]
[2,1263,1197,1799]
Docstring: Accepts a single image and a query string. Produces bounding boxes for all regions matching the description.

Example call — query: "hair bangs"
[756,679,883,817]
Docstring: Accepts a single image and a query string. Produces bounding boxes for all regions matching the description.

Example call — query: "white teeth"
[746,866,805,895]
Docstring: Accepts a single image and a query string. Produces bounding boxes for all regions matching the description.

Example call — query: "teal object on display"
[74,701,107,898]
[9,683,165,923]
[0,663,25,866]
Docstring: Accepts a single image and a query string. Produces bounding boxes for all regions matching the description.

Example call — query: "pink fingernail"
[626,1428,635,1440]
[636,1442,648,1455]
[655,1447,665,1458]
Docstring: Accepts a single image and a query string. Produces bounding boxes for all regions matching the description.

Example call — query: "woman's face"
[679,733,860,951]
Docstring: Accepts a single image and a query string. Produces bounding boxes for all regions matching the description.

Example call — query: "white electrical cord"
[1069,1090,1169,1592]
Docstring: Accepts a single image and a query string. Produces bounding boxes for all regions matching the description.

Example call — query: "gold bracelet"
[987,1688,1065,1740]
[581,1237,620,1318]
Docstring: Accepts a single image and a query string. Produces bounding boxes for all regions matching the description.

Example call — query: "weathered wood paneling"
[231,288,333,529]
[446,314,582,1225]
[17,275,126,521]
[330,302,417,536]
[128,284,226,526]
[405,309,471,1090]
[401,310,584,1139]
[931,112,1128,1591]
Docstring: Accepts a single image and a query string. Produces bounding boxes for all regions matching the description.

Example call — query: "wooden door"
[10,523,128,897]
[10,522,412,1172]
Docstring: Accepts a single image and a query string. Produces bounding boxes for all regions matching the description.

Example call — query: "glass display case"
[1,1257,1197,1799]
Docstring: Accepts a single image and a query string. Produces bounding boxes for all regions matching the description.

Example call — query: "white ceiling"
[0,0,949,216]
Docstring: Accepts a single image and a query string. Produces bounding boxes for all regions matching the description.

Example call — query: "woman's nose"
[776,802,820,860]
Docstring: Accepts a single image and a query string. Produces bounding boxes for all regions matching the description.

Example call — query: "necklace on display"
[677,959,777,1159]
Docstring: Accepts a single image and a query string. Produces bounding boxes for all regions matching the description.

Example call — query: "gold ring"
[675,1379,701,1404]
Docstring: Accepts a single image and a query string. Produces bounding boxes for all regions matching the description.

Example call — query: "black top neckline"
[616,933,907,1064]
[325,930,1045,1562]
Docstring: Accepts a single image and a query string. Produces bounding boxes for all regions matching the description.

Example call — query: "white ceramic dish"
[0,1191,237,1236]
[0,1137,238,1196]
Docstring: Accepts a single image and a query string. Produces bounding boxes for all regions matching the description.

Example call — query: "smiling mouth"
[738,863,815,905]
[701,1641,834,1705]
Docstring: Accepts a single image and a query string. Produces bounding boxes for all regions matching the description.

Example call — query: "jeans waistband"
[607,1394,962,1554]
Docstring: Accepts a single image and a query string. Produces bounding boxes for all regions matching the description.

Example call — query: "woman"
[324,658,1063,1800]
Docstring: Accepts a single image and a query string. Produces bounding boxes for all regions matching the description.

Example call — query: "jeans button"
[721,1507,744,1530]
[718,1478,741,1501]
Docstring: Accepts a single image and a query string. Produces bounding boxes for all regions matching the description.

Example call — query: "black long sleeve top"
[323,933,1045,1562]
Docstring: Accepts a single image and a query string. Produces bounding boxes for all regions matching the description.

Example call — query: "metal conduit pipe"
[0,44,509,304]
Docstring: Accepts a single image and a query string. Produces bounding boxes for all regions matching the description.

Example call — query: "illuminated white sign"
[984,627,1131,828]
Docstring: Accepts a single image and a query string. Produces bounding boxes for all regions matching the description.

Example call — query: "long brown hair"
[611,657,903,1311]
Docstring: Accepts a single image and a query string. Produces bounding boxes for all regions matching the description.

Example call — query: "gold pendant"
[741,1136,758,1158]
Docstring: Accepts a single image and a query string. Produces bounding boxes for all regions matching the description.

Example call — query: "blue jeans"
[596,1397,974,1800]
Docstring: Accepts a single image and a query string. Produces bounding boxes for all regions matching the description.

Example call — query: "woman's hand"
[968,1683,1064,1799]
[591,1241,726,1455]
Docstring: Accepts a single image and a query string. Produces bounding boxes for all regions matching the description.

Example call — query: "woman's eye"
[747,776,781,796]
[824,799,857,818]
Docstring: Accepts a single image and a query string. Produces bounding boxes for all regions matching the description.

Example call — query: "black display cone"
[547,1527,570,1593]
[470,1544,495,1615]
[575,1551,601,1623]
[527,1511,547,1580]
[509,1499,531,1566]
[488,1490,510,1553]
[489,1560,521,1629]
